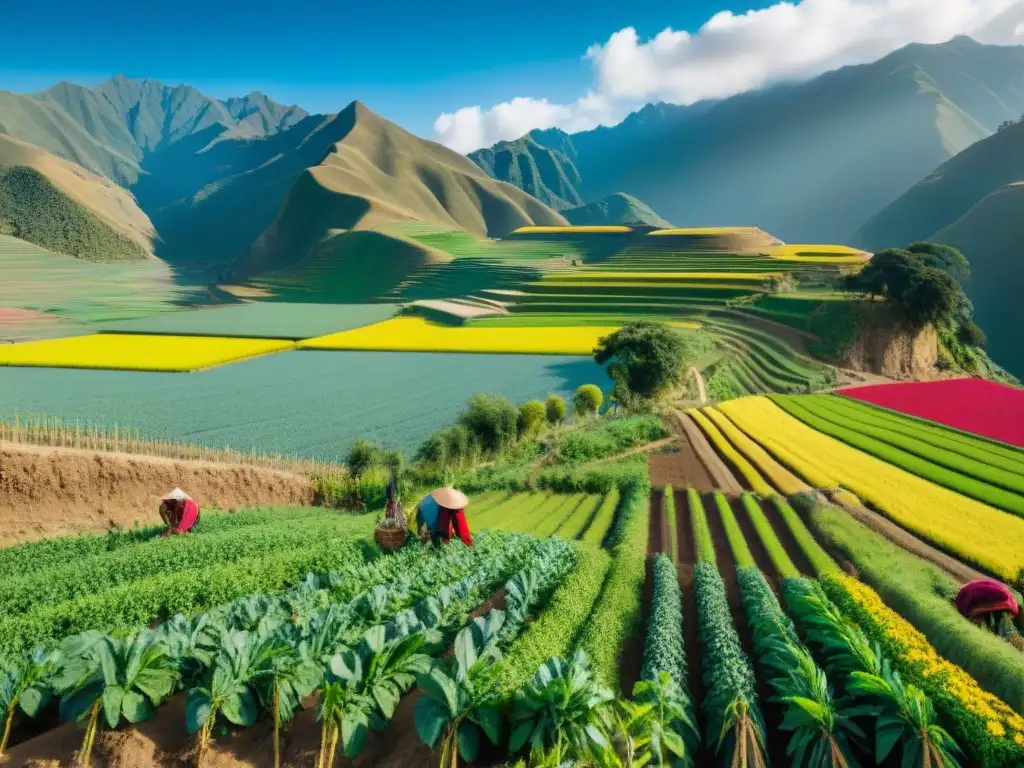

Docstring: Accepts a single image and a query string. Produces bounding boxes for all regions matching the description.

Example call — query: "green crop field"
[99,302,399,340]
[0,350,606,460]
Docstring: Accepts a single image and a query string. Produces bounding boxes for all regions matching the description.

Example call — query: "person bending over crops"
[158,488,200,535]
[416,487,472,547]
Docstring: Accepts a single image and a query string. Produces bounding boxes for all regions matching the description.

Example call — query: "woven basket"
[375,524,408,551]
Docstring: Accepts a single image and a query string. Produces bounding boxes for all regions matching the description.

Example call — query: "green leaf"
[341,712,370,758]
[414,695,449,748]
[418,668,458,715]
[185,690,212,734]
[472,705,502,745]
[509,720,534,753]
[59,682,102,724]
[876,721,904,763]
[221,690,258,727]
[120,690,153,723]
[101,685,125,729]
[371,684,400,720]
[19,686,47,717]
[457,721,481,762]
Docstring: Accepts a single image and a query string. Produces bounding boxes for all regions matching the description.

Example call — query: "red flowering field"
[838,378,1024,448]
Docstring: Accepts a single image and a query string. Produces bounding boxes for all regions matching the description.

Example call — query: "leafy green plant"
[55,632,178,768]
[0,645,60,754]
[546,394,567,426]
[624,672,699,767]
[693,562,766,767]
[317,649,375,768]
[252,635,322,768]
[737,566,863,768]
[415,611,506,767]
[639,554,686,685]
[508,651,616,766]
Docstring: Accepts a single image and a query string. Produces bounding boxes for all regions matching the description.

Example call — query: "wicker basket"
[375,524,408,551]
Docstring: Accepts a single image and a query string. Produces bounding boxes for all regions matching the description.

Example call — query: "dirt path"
[828,495,988,585]
[670,411,743,495]
[0,442,314,546]
[673,489,706,763]
[648,488,667,556]
[688,365,708,404]
[649,412,719,492]
[584,437,677,469]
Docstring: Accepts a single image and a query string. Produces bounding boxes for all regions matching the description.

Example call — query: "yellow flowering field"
[298,316,703,356]
[760,244,871,263]
[701,406,810,495]
[0,334,294,372]
[648,227,755,236]
[685,408,774,495]
[548,271,772,281]
[511,225,633,234]
[829,573,1024,764]
[719,396,1024,583]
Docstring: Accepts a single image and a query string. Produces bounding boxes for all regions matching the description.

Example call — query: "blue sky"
[0,0,776,135]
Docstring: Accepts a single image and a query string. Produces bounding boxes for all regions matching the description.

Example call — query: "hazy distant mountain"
[0,75,308,186]
[855,119,1024,376]
[471,37,1024,243]
[562,192,671,227]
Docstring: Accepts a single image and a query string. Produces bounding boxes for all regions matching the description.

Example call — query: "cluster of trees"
[415,385,604,470]
[594,322,687,408]
[997,114,1024,131]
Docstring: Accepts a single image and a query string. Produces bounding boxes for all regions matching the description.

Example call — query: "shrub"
[517,400,546,437]
[415,424,477,468]
[573,384,603,419]
[459,392,518,455]
[545,394,566,426]
[555,415,666,465]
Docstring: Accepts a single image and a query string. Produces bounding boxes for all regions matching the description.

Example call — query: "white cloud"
[435,0,1019,152]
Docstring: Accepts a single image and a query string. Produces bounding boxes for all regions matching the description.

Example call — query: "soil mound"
[0,442,314,545]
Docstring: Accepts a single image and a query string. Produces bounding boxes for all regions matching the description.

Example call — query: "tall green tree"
[594,322,685,401]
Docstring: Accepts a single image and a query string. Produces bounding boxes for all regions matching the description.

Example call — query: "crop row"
[718,395,1024,586]
[0,512,373,616]
[686,408,773,494]
[701,407,807,494]
[775,394,1024,509]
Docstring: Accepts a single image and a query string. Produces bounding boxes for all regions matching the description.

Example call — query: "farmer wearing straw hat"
[416,487,472,547]
[159,488,201,535]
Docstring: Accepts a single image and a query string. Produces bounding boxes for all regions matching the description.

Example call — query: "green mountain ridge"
[562,192,672,227]
[470,37,1024,244]
[470,135,583,210]
[855,118,1024,377]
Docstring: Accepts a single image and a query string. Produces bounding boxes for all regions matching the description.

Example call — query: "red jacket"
[174,499,200,534]
[438,507,472,547]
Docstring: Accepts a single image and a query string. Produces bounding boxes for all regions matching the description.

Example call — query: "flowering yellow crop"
[298,316,701,356]
[760,244,871,263]
[549,272,772,281]
[702,407,809,495]
[832,573,1024,761]
[719,396,1024,582]
[0,333,293,372]
[685,408,774,495]
[511,225,633,234]
[648,227,757,236]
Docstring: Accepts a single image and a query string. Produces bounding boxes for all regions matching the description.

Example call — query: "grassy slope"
[561,192,672,228]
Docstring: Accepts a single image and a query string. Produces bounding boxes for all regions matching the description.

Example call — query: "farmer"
[416,487,472,547]
[158,488,201,535]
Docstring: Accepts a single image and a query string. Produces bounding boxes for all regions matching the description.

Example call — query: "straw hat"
[161,488,190,502]
[430,487,469,509]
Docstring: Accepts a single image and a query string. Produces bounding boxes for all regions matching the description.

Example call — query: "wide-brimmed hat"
[430,487,469,509]
[161,488,190,502]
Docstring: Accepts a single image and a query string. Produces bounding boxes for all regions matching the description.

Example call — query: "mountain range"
[471,36,1024,244]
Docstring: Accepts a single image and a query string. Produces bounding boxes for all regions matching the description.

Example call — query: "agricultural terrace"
[299,315,699,355]
[0,334,294,372]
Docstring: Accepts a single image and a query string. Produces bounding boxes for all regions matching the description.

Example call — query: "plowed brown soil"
[648,418,715,491]
[672,489,704,739]
[0,442,314,545]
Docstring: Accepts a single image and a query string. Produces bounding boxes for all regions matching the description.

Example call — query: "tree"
[346,440,379,479]
[901,267,959,326]
[545,395,566,426]
[906,242,970,279]
[593,322,685,400]
[517,400,546,438]
[458,393,518,455]
[573,385,603,419]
